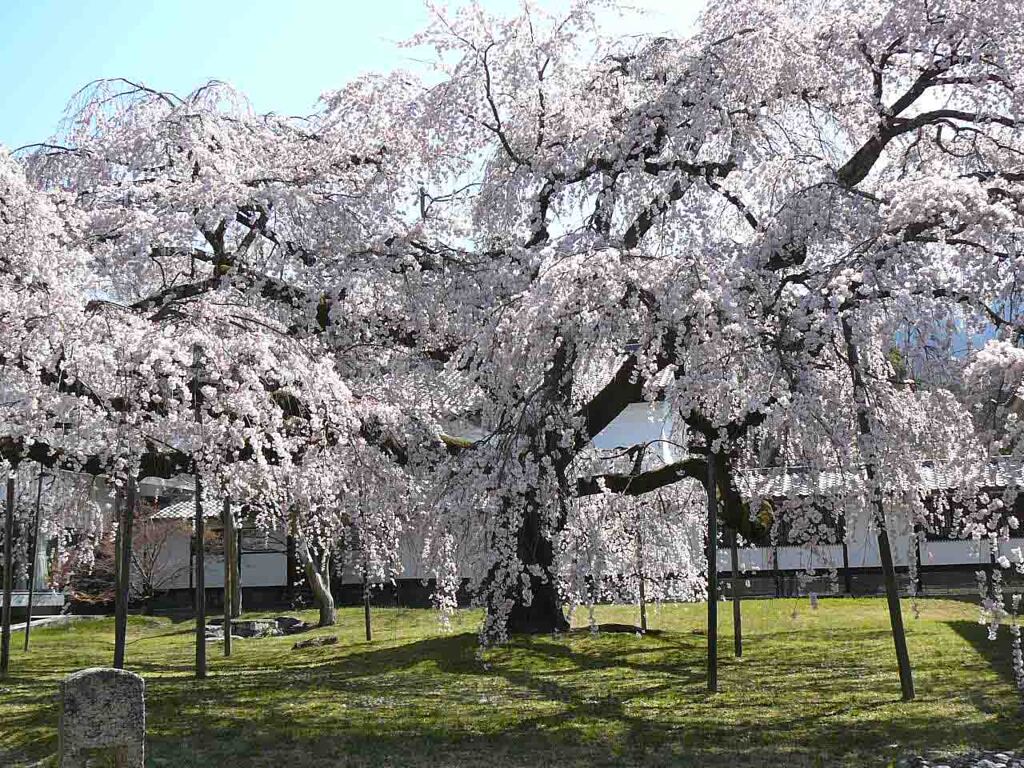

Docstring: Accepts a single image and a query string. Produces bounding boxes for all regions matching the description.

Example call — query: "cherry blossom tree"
[362,0,1024,691]
[1,80,446,641]
[4,1,1024,705]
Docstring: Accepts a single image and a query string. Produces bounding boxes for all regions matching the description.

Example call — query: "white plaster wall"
[998,538,1024,565]
[147,512,1022,591]
[921,540,988,566]
[238,552,287,587]
[148,524,288,589]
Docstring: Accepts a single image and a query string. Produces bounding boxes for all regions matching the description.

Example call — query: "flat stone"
[232,619,283,638]
[203,631,245,643]
[292,635,338,650]
[276,616,314,635]
[10,614,106,633]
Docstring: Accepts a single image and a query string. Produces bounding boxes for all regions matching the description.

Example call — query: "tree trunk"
[500,502,569,635]
[113,477,136,669]
[296,536,336,627]
[842,317,915,701]
[505,579,567,634]
[23,471,44,652]
[1,475,15,678]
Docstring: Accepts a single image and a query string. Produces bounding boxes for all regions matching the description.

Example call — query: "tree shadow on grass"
[8,625,1024,768]
[946,620,1018,688]
[142,725,829,768]
[142,630,1018,765]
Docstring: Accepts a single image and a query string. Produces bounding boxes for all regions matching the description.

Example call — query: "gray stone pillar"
[59,667,145,767]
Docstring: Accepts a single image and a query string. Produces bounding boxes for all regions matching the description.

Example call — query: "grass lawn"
[0,597,1020,767]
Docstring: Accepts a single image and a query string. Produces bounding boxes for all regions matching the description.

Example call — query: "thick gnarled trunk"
[295,536,336,627]
[505,579,568,634]
[490,500,569,636]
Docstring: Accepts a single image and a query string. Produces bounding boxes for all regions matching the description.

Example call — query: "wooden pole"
[23,471,44,651]
[876,523,915,700]
[706,454,719,693]
[222,497,233,657]
[114,477,136,669]
[637,525,648,634]
[194,474,206,678]
[842,317,914,701]
[193,346,207,679]
[913,524,924,596]
[113,492,124,657]
[729,527,742,658]
[363,567,372,642]
[234,529,243,618]
[772,544,782,597]
[841,539,853,596]
[1,475,15,678]
[285,533,296,605]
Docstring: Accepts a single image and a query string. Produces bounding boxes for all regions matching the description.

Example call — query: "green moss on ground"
[0,598,1020,767]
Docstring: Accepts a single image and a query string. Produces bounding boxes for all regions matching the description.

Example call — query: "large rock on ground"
[231,619,283,638]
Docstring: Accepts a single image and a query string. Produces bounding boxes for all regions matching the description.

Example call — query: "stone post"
[59,667,145,767]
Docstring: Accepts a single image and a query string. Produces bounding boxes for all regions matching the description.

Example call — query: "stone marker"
[60,667,145,767]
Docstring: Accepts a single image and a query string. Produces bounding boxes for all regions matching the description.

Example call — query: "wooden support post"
[194,474,207,678]
[638,572,648,634]
[706,454,719,693]
[23,471,44,651]
[1,475,15,678]
[113,493,123,652]
[729,527,742,658]
[637,525,648,634]
[772,545,782,597]
[222,497,233,657]
[841,317,914,701]
[363,570,372,642]
[842,539,853,596]
[113,477,136,669]
[193,345,207,679]
[234,529,243,618]
[985,544,995,596]
[913,525,924,596]
[877,523,915,701]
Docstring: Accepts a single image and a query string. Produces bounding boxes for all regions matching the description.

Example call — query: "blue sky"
[0,0,703,151]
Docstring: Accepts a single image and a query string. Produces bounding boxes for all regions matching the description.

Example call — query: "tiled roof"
[740,457,1024,498]
[150,498,219,520]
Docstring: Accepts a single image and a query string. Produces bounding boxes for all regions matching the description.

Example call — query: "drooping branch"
[0,435,191,479]
[577,456,706,497]
[838,108,1017,189]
